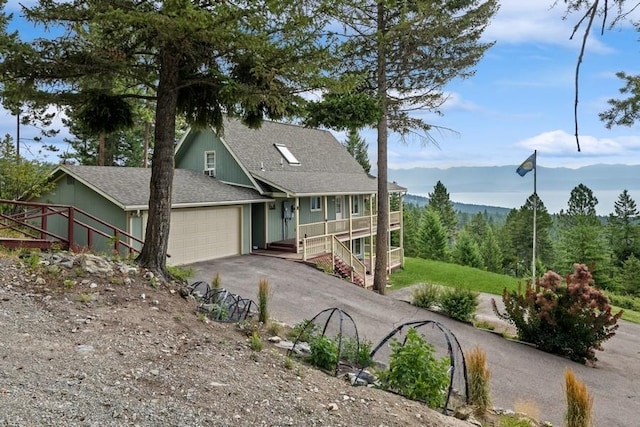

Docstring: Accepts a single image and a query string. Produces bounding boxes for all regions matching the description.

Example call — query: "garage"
[144,206,242,265]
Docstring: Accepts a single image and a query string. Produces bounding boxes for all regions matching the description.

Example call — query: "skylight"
[274,144,300,165]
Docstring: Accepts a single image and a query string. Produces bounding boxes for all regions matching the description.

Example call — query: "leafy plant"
[467,346,491,416]
[565,368,593,427]
[75,293,91,303]
[377,328,450,408]
[439,286,478,322]
[309,335,339,371]
[249,331,263,352]
[167,265,193,283]
[288,319,318,343]
[63,279,75,289]
[338,336,373,368]
[494,264,623,363]
[257,278,270,324]
[412,283,441,310]
[499,416,534,427]
[283,356,294,370]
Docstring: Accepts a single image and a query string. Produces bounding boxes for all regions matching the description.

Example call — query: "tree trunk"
[136,49,179,280]
[373,1,388,295]
[98,133,105,166]
[143,120,151,168]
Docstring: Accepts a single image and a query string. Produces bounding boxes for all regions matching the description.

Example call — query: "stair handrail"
[331,235,366,285]
[0,199,144,255]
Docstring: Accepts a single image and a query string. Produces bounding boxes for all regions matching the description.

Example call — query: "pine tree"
[608,189,640,268]
[480,226,502,273]
[427,181,457,243]
[417,209,449,262]
[343,129,371,173]
[620,254,640,295]
[1,1,333,279]
[557,184,609,286]
[452,231,483,269]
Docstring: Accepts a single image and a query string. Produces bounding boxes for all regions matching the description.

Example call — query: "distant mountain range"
[389,164,640,214]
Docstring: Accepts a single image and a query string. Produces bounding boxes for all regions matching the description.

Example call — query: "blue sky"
[1,1,639,169]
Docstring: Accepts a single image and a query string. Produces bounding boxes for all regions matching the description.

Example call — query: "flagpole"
[532,150,537,286]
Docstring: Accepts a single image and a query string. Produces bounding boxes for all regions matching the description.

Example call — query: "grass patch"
[389,257,520,295]
[614,305,640,323]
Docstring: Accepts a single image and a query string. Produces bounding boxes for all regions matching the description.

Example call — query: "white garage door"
[165,206,241,265]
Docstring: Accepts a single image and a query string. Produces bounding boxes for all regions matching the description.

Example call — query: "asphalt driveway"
[190,255,640,426]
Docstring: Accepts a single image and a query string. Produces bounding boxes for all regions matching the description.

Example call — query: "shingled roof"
[218,118,405,195]
[53,165,269,210]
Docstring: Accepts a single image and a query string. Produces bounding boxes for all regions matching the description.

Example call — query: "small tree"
[451,231,483,269]
[377,328,449,408]
[342,128,371,173]
[418,209,449,261]
[494,264,623,363]
[620,254,640,296]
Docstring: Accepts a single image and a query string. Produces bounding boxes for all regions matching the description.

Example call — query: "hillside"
[0,252,472,427]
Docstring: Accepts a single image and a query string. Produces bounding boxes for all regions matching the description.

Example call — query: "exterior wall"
[267,198,294,242]
[298,196,324,225]
[175,130,254,187]
[36,176,127,254]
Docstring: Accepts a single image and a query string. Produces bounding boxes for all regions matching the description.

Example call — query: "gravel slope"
[0,254,474,427]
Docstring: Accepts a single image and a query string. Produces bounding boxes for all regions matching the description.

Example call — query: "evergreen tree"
[480,226,502,273]
[608,189,640,268]
[308,0,498,293]
[557,184,610,286]
[427,181,457,242]
[451,231,482,269]
[417,209,449,262]
[620,254,640,295]
[402,203,421,257]
[1,1,333,279]
[466,212,488,244]
[343,129,370,173]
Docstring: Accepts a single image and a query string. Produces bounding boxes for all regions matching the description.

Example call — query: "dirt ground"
[0,252,481,427]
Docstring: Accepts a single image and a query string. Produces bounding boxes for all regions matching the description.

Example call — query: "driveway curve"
[190,255,640,426]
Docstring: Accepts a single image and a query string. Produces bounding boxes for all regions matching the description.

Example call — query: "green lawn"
[390,257,640,324]
[389,257,520,295]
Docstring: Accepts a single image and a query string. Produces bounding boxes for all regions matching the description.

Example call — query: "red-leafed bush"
[493,264,623,363]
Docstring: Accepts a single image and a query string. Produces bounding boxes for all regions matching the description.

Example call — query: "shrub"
[467,345,491,416]
[249,331,263,352]
[494,264,623,363]
[564,368,593,427]
[257,278,270,324]
[608,292,640,311]
[339,336,373,368]
[309,335,339,371]
[166,265,193,283]
[288,319,318,342]
[412,283,441,310]
[377,328,449,408]
[439,287,478,322]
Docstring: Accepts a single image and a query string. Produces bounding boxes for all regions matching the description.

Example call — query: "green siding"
[298,196,324,225]
[37,176,127,254]
[251,203,266,249]
[267,198,294,242]
[175,130,254,187]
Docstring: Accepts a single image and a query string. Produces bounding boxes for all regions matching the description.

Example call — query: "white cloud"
[516,129,640,157]
[484,0,630,53]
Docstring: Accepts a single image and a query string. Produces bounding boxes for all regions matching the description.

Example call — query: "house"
[34,118,405,283]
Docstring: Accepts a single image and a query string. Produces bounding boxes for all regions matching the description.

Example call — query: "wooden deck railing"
[303,234,367,287]
[0,199,144,255]
[299,210,401,240]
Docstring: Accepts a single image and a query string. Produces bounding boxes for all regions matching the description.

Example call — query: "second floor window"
[310,196,321,212]
[351,196,360,215]
[205,151,216,170]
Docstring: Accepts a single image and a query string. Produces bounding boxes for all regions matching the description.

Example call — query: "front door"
[335,196,344,220]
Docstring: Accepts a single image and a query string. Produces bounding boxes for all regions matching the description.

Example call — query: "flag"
[516,152,536,177]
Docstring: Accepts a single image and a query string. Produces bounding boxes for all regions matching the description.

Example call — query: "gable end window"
[310,196,321,212]
[204,151,216,176]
